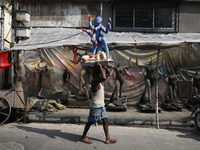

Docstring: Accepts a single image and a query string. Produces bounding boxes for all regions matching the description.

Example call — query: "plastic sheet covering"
[11,28,200,103]
[164,44,200,69]
[38,65,65,98]
[105,48,165,102]
[10,28,200,51]
[23,51,41,97]
[23,57,47,72]
[35,46,165,102]
[39,46,82,91]
[20,43,200,103]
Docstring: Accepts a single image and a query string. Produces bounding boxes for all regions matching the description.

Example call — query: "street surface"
[0,123,199,150]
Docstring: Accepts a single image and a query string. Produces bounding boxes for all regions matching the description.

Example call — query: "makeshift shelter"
[10,28,200,106]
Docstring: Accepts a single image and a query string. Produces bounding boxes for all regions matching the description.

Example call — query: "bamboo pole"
[155,49,160,129]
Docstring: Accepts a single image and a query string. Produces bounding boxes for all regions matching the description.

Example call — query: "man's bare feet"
[80,137,93,144]
[105,138,117,144]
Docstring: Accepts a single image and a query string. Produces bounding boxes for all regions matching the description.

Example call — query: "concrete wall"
[179,1,200,33]
[22,1,113,28]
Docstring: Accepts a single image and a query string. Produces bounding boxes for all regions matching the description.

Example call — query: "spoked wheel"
[195,112,200,132]
[0,97,11,125]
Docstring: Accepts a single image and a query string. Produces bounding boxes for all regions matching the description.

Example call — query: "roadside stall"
[1,27,200,125]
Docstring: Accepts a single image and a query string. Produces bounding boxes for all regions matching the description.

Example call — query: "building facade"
[1,0,200,51]
[0,0,12,50]
[18,0,200,33]
[0,0,12,89]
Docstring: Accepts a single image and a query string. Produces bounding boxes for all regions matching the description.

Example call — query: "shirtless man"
[80,62,117,144]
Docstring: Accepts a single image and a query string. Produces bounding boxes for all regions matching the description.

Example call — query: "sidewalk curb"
[27,112,195,127]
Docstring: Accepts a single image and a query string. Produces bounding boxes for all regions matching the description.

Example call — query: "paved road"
[0,123,199,150]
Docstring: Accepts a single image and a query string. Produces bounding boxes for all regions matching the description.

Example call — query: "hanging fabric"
[0,50,12,72]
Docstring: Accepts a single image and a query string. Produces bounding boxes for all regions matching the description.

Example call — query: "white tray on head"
[81,59,114,67]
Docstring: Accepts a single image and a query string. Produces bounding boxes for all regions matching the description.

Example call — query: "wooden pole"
[155,49,160,129]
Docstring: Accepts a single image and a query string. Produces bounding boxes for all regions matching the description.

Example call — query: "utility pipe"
[0,6,5,51]
[100,1,103,17]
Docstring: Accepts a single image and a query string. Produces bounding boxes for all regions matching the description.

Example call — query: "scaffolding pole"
[155,49,160,129]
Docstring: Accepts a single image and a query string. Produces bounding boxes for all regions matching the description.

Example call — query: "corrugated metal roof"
[11,27,200,50]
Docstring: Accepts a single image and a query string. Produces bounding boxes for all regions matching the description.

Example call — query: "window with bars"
[155,8,173,28]
[115,10,133,27]
[114,3,176,32]
[135,9,153,28]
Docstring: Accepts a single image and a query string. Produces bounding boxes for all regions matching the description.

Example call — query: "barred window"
[135,9,153,28]
[115,10,133,27]
[155,8,173,28]
[114,2,176,32]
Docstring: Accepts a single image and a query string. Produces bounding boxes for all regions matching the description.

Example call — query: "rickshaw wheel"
[195,111,200,132]
[0,97,11,125]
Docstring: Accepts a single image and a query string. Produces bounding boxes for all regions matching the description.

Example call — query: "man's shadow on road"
[16,125,104,143]
[16,125,80,142]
